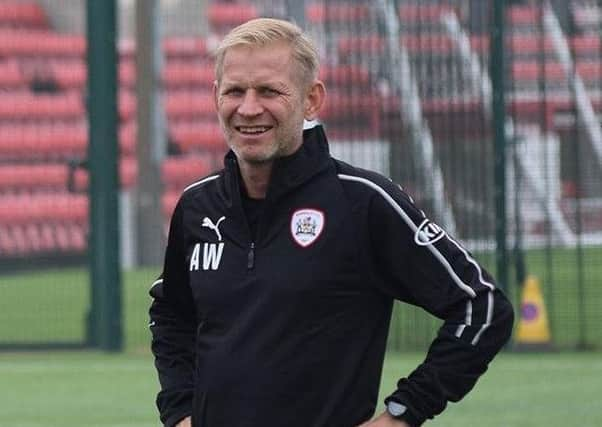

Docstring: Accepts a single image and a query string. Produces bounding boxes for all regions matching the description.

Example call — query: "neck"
[239,161,272,199]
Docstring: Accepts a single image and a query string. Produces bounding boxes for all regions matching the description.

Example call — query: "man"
[150,18,514,427]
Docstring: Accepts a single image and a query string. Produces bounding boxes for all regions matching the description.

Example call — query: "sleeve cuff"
[384,395,425,427]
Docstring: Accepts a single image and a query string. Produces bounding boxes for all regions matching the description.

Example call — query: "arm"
[357,412,411,427]
[149,201,198,427]
[365,181,514,426]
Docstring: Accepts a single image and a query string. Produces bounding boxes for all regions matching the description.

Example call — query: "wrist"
[384,412,411,426]
[385,397,421,426]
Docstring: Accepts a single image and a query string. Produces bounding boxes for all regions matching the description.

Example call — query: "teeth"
[238,126,269,134]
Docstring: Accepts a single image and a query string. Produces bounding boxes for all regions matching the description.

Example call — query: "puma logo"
[202,216,226,241]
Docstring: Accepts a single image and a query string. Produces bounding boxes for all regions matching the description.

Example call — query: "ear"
[304,80,326,121]
[212,80,219,111]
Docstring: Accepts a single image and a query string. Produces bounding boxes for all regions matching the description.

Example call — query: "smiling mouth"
[235,126,273,135]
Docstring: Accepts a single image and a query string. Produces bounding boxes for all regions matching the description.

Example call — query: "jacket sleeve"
[365,179,514,426]
[149,200,198,427]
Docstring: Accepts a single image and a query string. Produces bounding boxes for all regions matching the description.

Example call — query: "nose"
[237,89,263,117]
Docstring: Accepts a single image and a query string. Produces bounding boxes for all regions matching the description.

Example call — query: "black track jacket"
[149,125,514,427]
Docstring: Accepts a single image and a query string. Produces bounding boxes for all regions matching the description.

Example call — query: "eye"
[259,87,280,97]
[223,87,244,96]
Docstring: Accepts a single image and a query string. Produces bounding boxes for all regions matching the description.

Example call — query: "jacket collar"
[222,124,332,203]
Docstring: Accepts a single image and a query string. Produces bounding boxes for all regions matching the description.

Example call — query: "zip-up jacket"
[149,125,514,427]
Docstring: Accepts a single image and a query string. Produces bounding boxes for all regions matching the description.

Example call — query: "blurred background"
[0,0,601,357]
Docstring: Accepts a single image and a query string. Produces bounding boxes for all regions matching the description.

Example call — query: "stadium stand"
[0,92,83,121]
[1,0,601,258]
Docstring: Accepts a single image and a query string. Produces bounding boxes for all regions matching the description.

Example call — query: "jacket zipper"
[247,242,255,269]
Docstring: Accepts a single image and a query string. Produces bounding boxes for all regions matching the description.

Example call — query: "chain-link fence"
[0,0,600,351]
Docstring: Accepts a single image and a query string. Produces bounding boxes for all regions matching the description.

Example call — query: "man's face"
[214,43,311,167]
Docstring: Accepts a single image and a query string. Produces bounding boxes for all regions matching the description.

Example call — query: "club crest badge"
[290,209,325,248]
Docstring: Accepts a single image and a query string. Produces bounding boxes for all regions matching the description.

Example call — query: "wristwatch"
[386,400,408,418]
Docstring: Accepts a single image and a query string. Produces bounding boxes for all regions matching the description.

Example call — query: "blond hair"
[214,18,319,87]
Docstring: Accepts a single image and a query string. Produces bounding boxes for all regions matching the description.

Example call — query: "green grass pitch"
[0,351,600,426]
[0,246,601,425]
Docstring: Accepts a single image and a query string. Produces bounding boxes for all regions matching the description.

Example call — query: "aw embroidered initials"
[190,216,226,271]
[190,242,224,271]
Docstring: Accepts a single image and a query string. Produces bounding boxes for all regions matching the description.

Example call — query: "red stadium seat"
[121,60,215,89]
[0,91,84,120]
[0,193,88,225]
[0,1,47,29]
[0,154,216,192]
[0,226,14,254]
[119,122,136,155]
[10,225,27,253]
[570,35,602,57]
[306,3,370,24]
[162,155,212,191]
[511,61,566,82]
[507,35,554,55]
[120,156,137,188]
[338,35,454,56]
[398,4,454,22]
[338,35,386,56]
[120,121,223,157]
[0,163,70,191]
[469,35,489,54]
[162,191,180,218]
[54,223,71,250]
[170,122,226,152]
[207,3,258,29]
[118,38,135,58]
[38,223,56,252]
[470,35,556,57]
[49,60,86,89]
[119,90,136,121]
[319,92,381,136]
[320,92,381,119]
[319,64,371,87]
[0,123,87,160]
[165,90,216,119]
[119,60,135,87]
[575,62,602,82]
[163,37,208,58]
[0,30,85,57]
[69,223,87,251]
[119,37,209,59]
[401,35,454,55]
[0,159,143,193]
[421,97,481,114]
[163,63,215,88]
[0,175,87,254]
[24,223,42,252]
[0,59,26,88]
[507,5,541,26]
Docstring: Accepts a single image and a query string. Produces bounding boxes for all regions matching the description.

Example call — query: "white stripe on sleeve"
[455,300,473,338]
[338,174,477,298]
[471,291,494,345]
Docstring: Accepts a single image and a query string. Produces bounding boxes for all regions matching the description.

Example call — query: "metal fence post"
[135,0,166,267]
[86,0,122,351]
[490,0,508,293]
